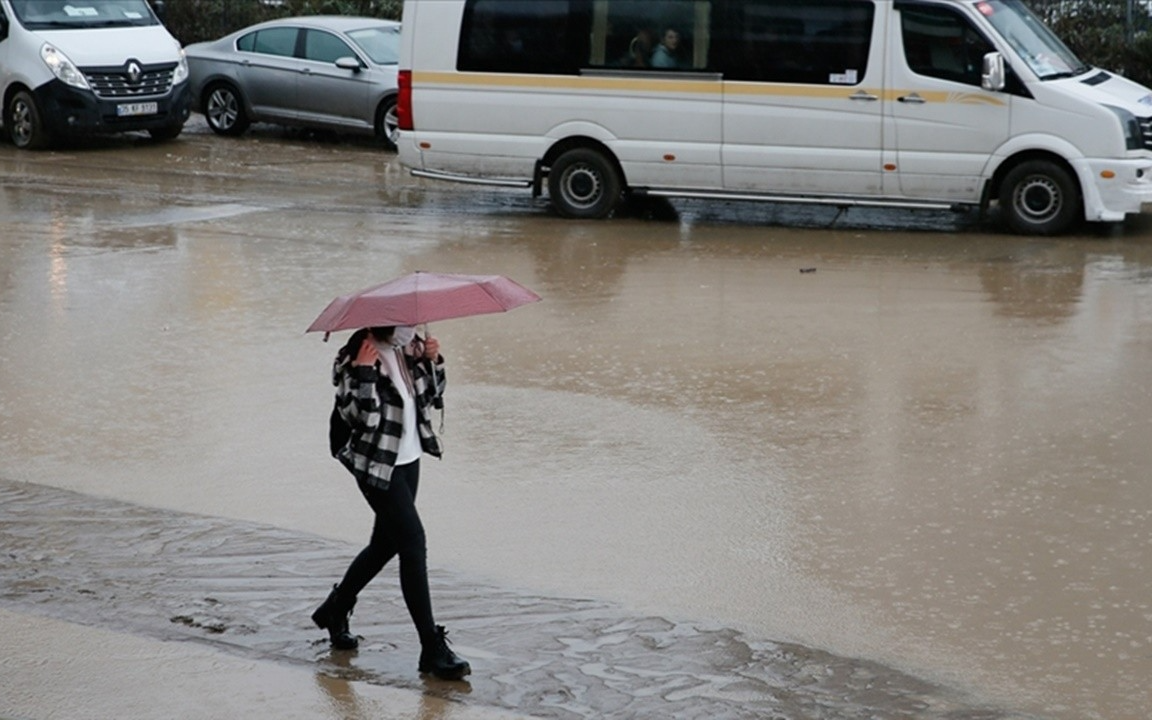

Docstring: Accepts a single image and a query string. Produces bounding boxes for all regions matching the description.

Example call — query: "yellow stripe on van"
[413,71,1007,106]
[722,83,873,99]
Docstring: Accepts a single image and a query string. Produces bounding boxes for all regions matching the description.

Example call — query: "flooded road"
[2,119,1151,720]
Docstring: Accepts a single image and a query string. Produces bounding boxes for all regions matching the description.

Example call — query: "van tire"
[203,82,250,137]
[376,97,399,149]
[7,90,51,150]
[548,147,622,219]
[1000,160,1080,236]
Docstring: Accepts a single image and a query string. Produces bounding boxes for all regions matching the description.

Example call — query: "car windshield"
[974,0,1089,79]
[11,0,159,29]
[346,26,400,65]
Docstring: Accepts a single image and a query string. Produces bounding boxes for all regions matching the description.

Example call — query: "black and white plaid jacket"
[332,342,444,490]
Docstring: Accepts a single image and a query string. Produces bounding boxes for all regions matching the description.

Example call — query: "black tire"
[548,147,622,219]
[148,123,184,142]
[7,90,51,150]
[376,96,399,149]
[1000,160,1080,236]
[203,82,250,137]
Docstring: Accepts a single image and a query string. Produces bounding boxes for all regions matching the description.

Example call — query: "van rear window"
[458,0,579,74]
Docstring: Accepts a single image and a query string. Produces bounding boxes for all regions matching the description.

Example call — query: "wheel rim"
[1013,176,1062,224]
[384,106,399,145]
[207,89,238,130]
[560,163,603,210]
[10,99,32,147]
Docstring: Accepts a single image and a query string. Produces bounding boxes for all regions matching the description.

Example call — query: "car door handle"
[898,93,927,104]
[849,90,879,102]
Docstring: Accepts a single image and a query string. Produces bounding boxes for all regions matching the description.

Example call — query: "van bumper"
[33,79,192,136]
[1078,157,1152,222]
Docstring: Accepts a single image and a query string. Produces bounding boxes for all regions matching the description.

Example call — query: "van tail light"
[398,70,413,131]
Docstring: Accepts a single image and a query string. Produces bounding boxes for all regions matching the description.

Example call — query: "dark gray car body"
[186,16,400,146]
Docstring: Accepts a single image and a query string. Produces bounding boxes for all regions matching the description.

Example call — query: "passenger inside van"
[651,27,685,68]
[619,28,654,68]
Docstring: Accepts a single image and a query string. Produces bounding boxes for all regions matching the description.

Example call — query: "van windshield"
[12,0,160,30]
[975,0,1089,80]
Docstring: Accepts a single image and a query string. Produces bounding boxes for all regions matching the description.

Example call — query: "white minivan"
[397,0,1152,235]
[0,0,190,149]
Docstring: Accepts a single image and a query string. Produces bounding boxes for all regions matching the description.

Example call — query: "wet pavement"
[1,118,1151,720]
[0,479,1018,719]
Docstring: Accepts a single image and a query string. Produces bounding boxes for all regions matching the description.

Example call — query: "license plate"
[117,102,158,117]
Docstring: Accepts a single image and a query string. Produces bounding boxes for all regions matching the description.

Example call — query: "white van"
[0,0,190,149]
[397,0,1152,235]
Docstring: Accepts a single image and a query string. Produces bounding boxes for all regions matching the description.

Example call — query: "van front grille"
[1137,115,1152,151]
[83,64,175,99]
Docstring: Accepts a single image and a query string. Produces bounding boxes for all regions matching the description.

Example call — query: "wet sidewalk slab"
[0,478,1035,719]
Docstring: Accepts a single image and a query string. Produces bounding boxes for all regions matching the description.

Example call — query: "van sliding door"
[719,0,883,197]
[582,0,723,190]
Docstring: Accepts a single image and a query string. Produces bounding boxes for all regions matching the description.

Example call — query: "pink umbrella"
[306,271,541,338]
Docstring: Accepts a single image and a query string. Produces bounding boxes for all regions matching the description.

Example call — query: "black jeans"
[338,460,436,642]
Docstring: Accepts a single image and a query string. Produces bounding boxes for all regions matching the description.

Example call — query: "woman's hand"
[422,337,440,360]
[353,338,379,367]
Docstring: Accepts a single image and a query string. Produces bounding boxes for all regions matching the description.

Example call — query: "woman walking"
[312,325,470,680]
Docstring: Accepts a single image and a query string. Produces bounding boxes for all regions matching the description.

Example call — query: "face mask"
[390,326,417,348]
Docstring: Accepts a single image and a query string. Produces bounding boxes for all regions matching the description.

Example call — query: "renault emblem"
[126,61,142,84]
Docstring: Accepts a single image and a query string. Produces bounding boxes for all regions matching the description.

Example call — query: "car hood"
[37,26,179,66]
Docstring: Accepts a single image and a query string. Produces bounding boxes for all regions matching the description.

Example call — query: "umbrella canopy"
[306,271,541,335]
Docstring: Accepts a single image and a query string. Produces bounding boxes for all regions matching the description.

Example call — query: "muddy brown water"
[1,119,1150,719]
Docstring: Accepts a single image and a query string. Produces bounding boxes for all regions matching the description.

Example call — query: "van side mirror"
[982,52,1005,92]
[0,15,9,42]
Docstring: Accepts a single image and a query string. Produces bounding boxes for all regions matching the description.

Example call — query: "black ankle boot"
[311,584,359,650]
[419,625,471,680]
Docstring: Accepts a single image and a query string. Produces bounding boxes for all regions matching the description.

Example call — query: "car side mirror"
[982,51,1005,92]
[335,57,362,73]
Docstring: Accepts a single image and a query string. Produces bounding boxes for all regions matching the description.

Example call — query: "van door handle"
[898,93,926,104]
[849,90,879,102]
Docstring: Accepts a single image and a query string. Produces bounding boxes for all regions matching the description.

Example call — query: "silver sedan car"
[186,16,401,147]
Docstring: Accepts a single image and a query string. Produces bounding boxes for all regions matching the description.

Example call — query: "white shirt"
[379,347,422,465]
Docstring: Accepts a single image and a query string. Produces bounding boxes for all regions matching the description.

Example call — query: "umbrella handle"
[428,358,444,409]
[422,323,445,409]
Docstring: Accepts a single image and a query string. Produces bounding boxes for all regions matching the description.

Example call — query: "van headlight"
[173,45,189,85]
[1104,105,1145,151]
[40,44,89,90]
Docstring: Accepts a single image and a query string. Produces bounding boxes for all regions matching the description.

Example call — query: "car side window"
[304,29,357,65]
[900,4,993,86]
[239,27,299,58]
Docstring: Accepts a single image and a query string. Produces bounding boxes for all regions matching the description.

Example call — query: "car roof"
[237,15,400,35]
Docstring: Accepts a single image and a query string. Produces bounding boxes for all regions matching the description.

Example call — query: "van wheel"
[204,83,250,137]
[376,97,399,149]
[548,147,622,219]
[1001,160,1080,236]
[7,90,51,150]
